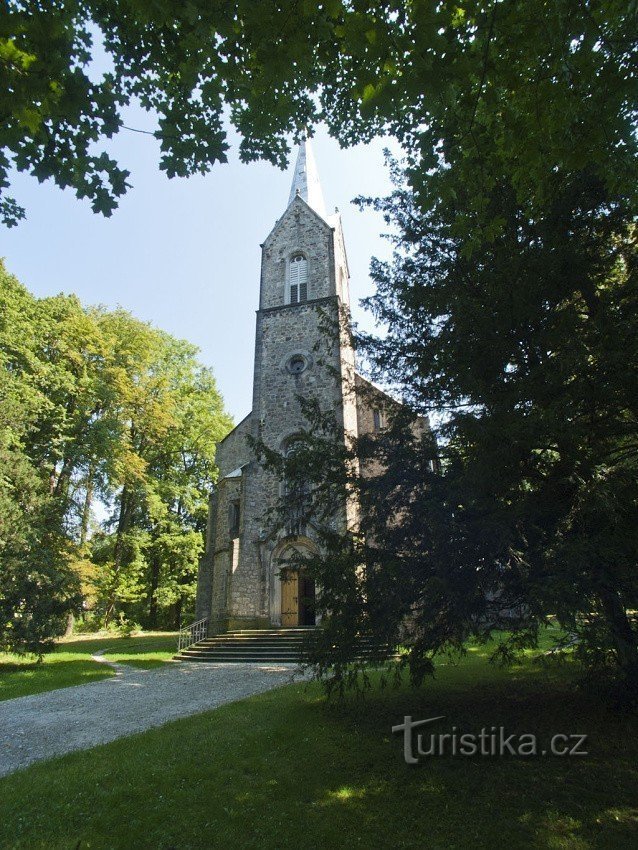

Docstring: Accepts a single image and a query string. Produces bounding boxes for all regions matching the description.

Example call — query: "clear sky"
[0,107,398,424]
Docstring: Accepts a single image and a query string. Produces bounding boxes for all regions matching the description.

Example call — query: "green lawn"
[1,635,636,849]
[0,633,177,701]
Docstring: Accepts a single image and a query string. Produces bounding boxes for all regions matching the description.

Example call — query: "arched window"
[289,254,308,304]
[228,500,240,538]
[373,409,386,432]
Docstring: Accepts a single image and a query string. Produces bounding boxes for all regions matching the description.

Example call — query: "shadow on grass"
[0,653,636,849]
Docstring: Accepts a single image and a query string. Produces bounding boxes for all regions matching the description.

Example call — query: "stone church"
[195,138,408,632]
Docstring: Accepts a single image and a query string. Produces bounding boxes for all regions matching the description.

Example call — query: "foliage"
[352,143,638,696]
[87,321,233,629]
[0,270,82,655]
[1,2,635,224]
[268,161,638,699]
[0,262,232,651]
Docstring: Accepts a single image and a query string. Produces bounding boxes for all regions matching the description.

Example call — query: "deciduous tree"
[0,263,232,649]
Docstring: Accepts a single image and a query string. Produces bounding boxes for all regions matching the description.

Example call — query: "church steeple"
[287,135,327,219]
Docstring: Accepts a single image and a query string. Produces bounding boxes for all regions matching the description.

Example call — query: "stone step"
[194,632,313,643]
[176,651,395,662]
[189,641,388,652]
[207,628,310,633]
[176,648,397,663]
[179,648,308,657]
[180,643,309,653]
[199,633,311,640]
[174,627,397,664]
[176,655,301,664]
[195,640,310,648]
[176,650,305,660]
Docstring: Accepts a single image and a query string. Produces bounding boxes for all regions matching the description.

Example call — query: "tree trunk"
[104,484,133,628]
[53,455,74,501]
[148,554,160,629]
[599,584,638,696]
[80,470,94,546]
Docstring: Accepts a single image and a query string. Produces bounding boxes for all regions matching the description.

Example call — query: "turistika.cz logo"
[392,715,588,764]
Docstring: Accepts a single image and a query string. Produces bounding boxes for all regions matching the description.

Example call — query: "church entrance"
[280,568,316,627]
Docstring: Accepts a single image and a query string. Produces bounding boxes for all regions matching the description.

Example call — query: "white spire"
[287,135,327,219]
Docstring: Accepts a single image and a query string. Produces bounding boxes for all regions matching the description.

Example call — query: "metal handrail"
[178,617,209,651]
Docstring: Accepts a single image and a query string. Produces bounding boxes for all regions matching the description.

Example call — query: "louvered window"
[289,254,308,304]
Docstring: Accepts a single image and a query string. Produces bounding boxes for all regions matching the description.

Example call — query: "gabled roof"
[262,192,333,249]
[223,464,247,480]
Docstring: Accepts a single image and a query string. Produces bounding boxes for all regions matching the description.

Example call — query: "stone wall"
[355,373,432,480]
[216,412,253,477]
[260,197,342,310]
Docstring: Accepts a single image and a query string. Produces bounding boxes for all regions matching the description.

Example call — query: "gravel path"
[0,660,305,778]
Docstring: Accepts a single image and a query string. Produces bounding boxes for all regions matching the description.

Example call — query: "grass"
[1,631,636,849]
[0,633,177,701]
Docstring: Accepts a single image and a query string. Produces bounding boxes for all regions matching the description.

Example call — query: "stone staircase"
[174,627,398,664]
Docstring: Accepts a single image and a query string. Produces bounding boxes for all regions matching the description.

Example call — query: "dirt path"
[0,661,304,777]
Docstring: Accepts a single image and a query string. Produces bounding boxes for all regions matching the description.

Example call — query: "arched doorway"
[274,539,317,627]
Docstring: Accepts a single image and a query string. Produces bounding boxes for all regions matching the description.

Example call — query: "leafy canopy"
[0,261,232,651]
[1,2,635,225]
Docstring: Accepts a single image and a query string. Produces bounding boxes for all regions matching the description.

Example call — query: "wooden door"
[280,571,299,627]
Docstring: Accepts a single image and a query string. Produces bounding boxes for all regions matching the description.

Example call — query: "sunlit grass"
[0,633,178,701]
[0,636,636,849]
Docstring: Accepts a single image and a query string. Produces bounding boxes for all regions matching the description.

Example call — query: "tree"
[370,158,638,688]
[0,263,82,654]
[0,264,232,646]
[87,315,233,629]
[266,160,638,699]
[1,3,634,225]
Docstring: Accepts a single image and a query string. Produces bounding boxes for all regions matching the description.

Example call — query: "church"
[194,138,409,633]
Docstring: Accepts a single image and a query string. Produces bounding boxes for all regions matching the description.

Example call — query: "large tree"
[267,162,638,698]
[0,264,232,650]
[90,317,232,629]
[369,164,637,686]
[0,264,82,654]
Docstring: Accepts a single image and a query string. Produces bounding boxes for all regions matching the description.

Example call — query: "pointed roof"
[287,135,327,219]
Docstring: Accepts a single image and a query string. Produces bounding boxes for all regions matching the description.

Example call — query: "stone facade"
[195,140,427,631]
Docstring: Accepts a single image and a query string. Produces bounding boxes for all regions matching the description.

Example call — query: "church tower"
[195,138,362,631]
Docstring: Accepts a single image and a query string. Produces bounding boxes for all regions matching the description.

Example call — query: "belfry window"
[289,254,308,304]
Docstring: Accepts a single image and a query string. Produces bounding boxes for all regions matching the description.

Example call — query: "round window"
[287,354,307,375]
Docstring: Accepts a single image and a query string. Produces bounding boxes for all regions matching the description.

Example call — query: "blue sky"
[0,113,399,424]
